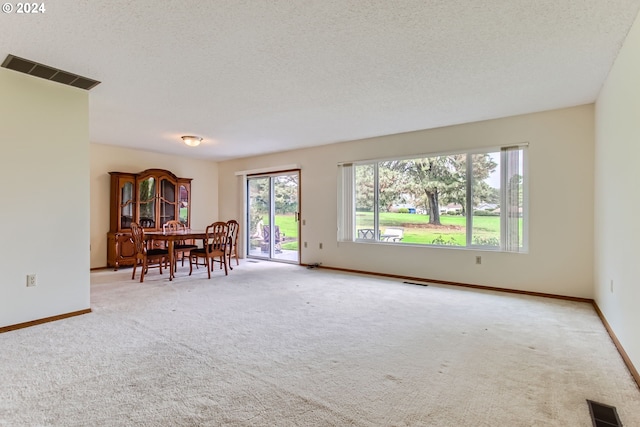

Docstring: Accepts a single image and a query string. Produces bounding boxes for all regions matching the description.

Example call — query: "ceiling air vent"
[1,54,100,90]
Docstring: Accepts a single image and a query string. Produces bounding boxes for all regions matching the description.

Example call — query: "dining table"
[145,229,207,281]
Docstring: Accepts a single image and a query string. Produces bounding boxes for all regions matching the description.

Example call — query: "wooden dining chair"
[139,217,155,228]
[162,220,198,272]
[226,219,240,269]
[130,222,169,282]
[261,225,283,253]
[189,221,229,279]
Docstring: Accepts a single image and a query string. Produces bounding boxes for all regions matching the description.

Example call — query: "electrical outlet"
[26,274,37,287]
[475,256,482,265]
[319,243,323,249]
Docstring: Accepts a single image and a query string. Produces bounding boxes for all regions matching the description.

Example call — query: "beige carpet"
[1,261,639,426]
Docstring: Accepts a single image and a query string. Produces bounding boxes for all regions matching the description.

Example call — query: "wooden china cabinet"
[107,168,192,269]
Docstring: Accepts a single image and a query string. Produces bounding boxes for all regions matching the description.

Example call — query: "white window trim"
[338,144,528,253]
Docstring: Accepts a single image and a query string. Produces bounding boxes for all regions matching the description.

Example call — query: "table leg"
[168,240,175,281]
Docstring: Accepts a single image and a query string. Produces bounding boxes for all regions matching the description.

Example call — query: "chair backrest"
[262,225,280,243]
[384,227,404,239]
[226,219,239,247]
[205,221,228,253]
[357,228,375,239]
[163,219,185,233]
[139,217,155,228]
[357,228,382,239]
[130,222,146,255]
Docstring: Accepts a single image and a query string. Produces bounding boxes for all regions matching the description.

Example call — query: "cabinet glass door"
[159,177,177,228]
[179,184,190,225]
[138,177,156,228]
[120,181,134,229]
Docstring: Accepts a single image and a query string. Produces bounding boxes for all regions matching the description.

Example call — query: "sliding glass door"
[247,170,300,263]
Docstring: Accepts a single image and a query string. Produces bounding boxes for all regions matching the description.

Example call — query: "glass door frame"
[246,169,301,264]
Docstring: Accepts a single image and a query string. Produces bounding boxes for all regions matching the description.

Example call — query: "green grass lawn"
[356,212,502,246]
[179,207,188,223]
[270,212,519,249]
[275,214,299,250]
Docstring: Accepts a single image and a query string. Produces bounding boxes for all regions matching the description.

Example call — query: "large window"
[338,146,526,252]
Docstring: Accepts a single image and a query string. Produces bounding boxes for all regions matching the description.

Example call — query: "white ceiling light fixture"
[181,135,202,147]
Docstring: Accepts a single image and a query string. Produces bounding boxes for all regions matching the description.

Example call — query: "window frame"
[339,144,528,253]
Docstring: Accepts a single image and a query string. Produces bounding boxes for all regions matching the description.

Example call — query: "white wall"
[219,105,595,298]
[90,143,219,269]
[595,10,640,373]
[0,68,90,327]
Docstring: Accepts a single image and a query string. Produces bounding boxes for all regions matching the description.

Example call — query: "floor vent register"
[402,281,429,287]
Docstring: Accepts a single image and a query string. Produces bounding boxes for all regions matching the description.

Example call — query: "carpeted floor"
[1,261,639,426]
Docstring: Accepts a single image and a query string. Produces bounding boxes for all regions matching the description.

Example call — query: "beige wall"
[0,68,90,327]
[219,105,595,298]
[90,144,218,269]
[595,9,640,374]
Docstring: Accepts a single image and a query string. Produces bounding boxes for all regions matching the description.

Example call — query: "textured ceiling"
[2,1,640,161]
